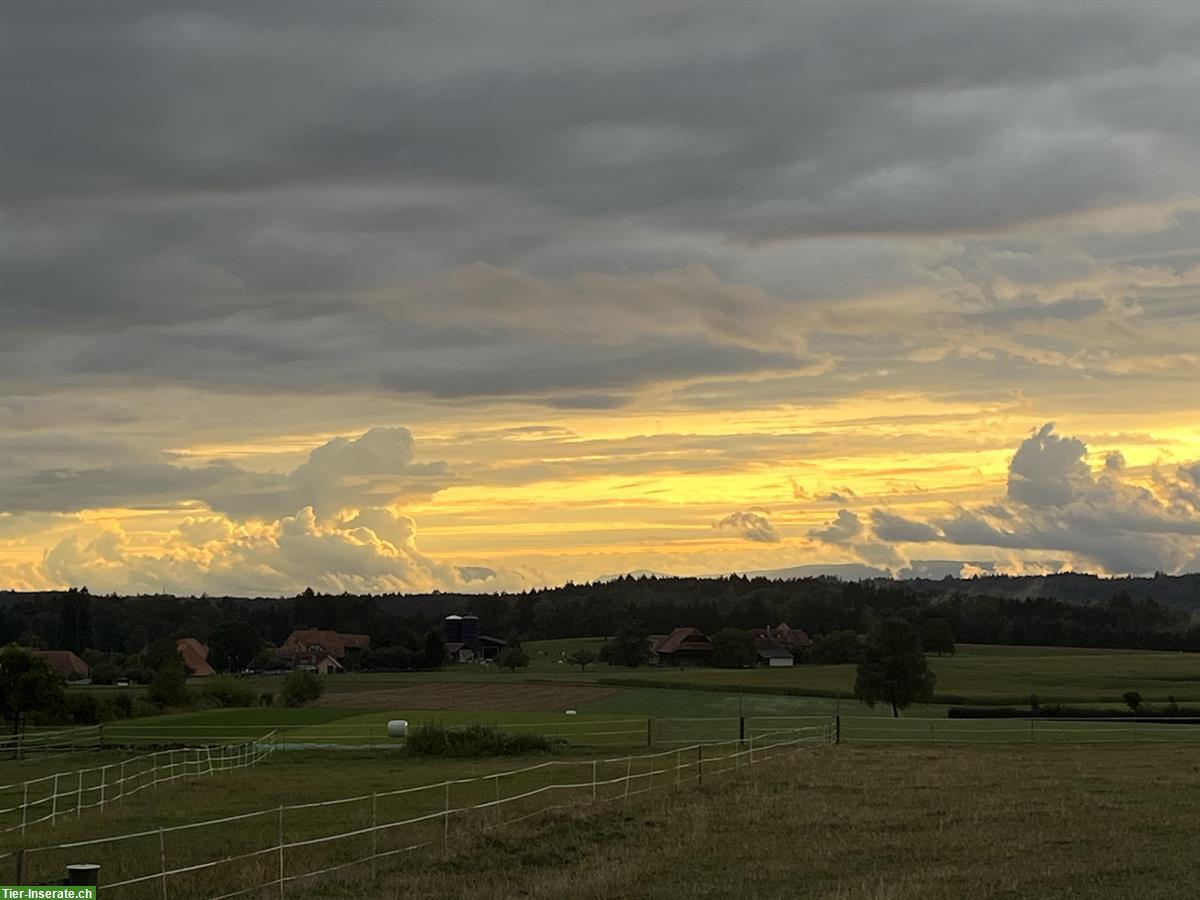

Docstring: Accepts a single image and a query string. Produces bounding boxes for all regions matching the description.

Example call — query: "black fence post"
[646,718,652,748]
[835,715,841,745]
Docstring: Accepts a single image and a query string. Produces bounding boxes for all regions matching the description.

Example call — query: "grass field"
[287,743,1200,900]
[538,640,1200,706]
[13,741,1200,899]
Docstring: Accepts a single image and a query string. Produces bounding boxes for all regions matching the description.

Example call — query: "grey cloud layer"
[2,1,1197,406]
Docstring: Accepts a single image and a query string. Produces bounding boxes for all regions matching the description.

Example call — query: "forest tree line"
[1,573,1198,677]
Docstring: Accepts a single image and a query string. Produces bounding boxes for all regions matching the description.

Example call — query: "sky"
[1,1,1198,596]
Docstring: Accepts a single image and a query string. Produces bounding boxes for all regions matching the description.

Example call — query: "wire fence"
[0,732,275,836]
[0,727,105,758]
[15,722,836,898]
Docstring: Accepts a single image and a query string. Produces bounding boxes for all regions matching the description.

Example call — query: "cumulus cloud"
[870,510,943,543]
[845,424,1200,575]
[1,426,449,520]
[39,508,533,596]
[714,510,781,544]
[809,510,863,544]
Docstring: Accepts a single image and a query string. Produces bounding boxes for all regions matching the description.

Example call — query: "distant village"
[28,615,813,682]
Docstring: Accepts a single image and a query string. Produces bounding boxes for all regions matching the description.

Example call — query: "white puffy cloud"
[39,507,533,596]
[714,510,781,544]
[842,424,1200,575]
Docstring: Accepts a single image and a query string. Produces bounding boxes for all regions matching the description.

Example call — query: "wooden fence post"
[697,745,703,786]
[158,826,168,900]
[277,805,285,900]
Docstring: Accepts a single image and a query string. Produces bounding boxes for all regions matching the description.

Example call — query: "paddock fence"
[12,723,836,898]
[0,732,276,836]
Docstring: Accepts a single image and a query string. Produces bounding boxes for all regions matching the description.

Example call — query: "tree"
[505,629,524,651]
[281,670,324,707]
[147,655,188,708]
[853,619,936,718]
[811,630,862,665]
[1123,690,1142,711]
[423,630,446,669]
[496,647,530,673]
[209,620,261,673]
[920,618,956,656]
[710,628,757,669]
[599,620,650,668]
[0,645,64,741]
[567,649,597,672]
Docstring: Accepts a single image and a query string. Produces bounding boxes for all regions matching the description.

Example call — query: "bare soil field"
[319,681,622,710]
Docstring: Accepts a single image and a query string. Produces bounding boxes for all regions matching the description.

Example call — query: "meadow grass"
[290,743,1200,900]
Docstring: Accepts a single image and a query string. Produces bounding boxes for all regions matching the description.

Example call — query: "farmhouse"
[278,629,370,671]
[176,637,215,677]
[651,627,714,666]
[30,649,89,680]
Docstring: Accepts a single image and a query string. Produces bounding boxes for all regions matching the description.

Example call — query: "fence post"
[495,775,501,830]
[835,715,841,745]
[14,848,23,884]
[277,805,285,900]
[591,759,597,803]
[76,771,83,819]
[1029,719,1034,743]
[371,793,378,879]
[624,755,631,799]
[100,765,106,813]
[20,781,28,834]
[697,745,703,786]
[675,749,681,789]
[51,774,59,826]
[158,826,168,900]
[120,759,127,801]
[646,718,652,749]
[739,716,745,743]
[442,782,450,855]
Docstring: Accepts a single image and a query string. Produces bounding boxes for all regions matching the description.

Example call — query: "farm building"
[749,623,812,652]
[651,627,714,666]
[278,629,370,670]
[443,615,507,661]
[756,647,795,667]
[29,649,89,680]
[176,637,215,677]
[749,623,810,666]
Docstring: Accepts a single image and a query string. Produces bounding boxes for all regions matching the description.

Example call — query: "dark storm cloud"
[0,0,1196,401]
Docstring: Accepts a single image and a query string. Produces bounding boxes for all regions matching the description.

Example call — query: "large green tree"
[854,619,936,717]
[599,620,650,668]
[710,628,757,669]
[0,645,65,740]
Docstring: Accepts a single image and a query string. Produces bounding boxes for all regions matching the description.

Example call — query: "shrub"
[406,723,559,757]
[147,658,189,707]
[280,670,323,707]
[260,692,275,707]
[64,692,100,725]
[1123,691,1143,711]
[200,676,256,708]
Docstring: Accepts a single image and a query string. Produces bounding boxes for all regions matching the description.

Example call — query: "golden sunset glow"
[1,5,1197,594]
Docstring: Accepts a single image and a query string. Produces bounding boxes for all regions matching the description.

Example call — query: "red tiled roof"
[176,637,215,677]
[652,627,712,655]
[29,650,89,678]
[279,629,371,660]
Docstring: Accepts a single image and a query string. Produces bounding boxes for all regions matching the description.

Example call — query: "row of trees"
[2,577,1195,669]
